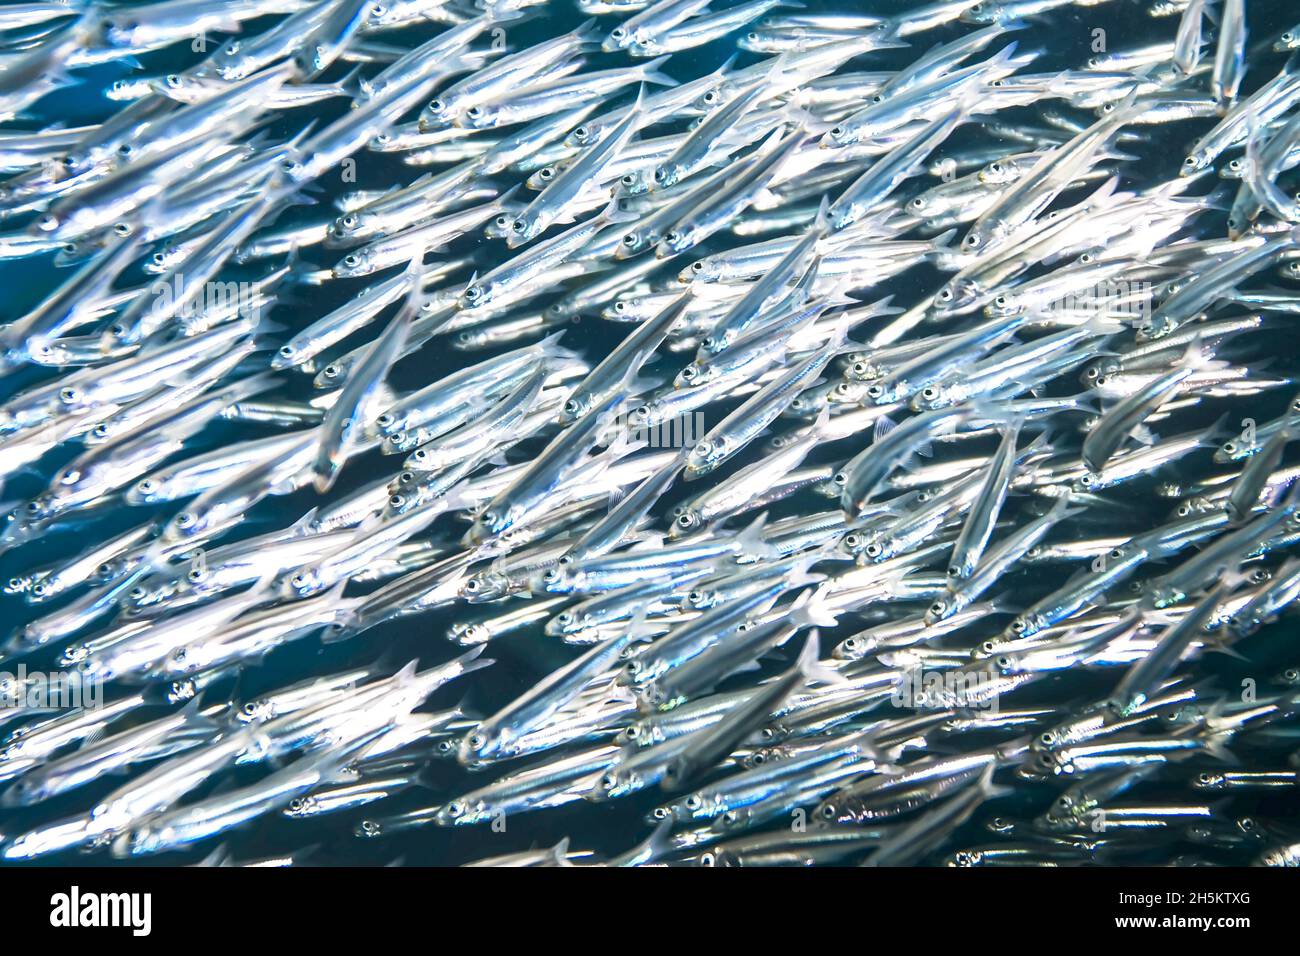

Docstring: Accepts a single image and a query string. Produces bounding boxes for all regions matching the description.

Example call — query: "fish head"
[833,634,869,660]
[667,506,704,541]
[924,594,958,626]
[333,249,375,279]
[1180,152,1210,177]
[237,699,275,724]
[680,257,719,284]
[1005,612,1045,641]
[284,796,319,818]
[530,563,576,596]
[455,728,503,767]
[332,211,369,242]
[460,103,497,129]
[421,95,457,130]
[959,227,988,253]
[959,2,999,24]
[458,278,490,311]
[545,608,586,637]
[655,227,695,259]
[863,377,903,405]
[933,277,980,314]
[602,26,633,53]
[685,436,730,478]
[506,215,542,249]
[651,163,682,191]
[434,798,489,826]
[819,122,858,150]
[453,621,491,645]
[674,360,714,389]
[281,567,325,600]
[163,507,207,545]
[585,766,637,801]
[910,382,955,412]
[459,571,509,602]
[857,532,892,564]
[618,168,653,196]
[613,228,650,260]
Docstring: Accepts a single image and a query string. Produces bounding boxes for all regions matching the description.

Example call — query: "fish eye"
[830,126,843,137]
[389,494,405,508]
[428,99,444,112]
[611,28,626,39]
[344,255,359,267]
[573,126,588,138]
[342,215,357,228]
[563,399,580,415]
[1109,549,1122,559]
[1182,157,1196,168]
[511,220,526,233]
[113,223,132,237]
[653,168,667,182]
[176,512,196,529]
[937,288,952,302]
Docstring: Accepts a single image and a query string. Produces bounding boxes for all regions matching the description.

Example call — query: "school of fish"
[1,0,1300,867]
